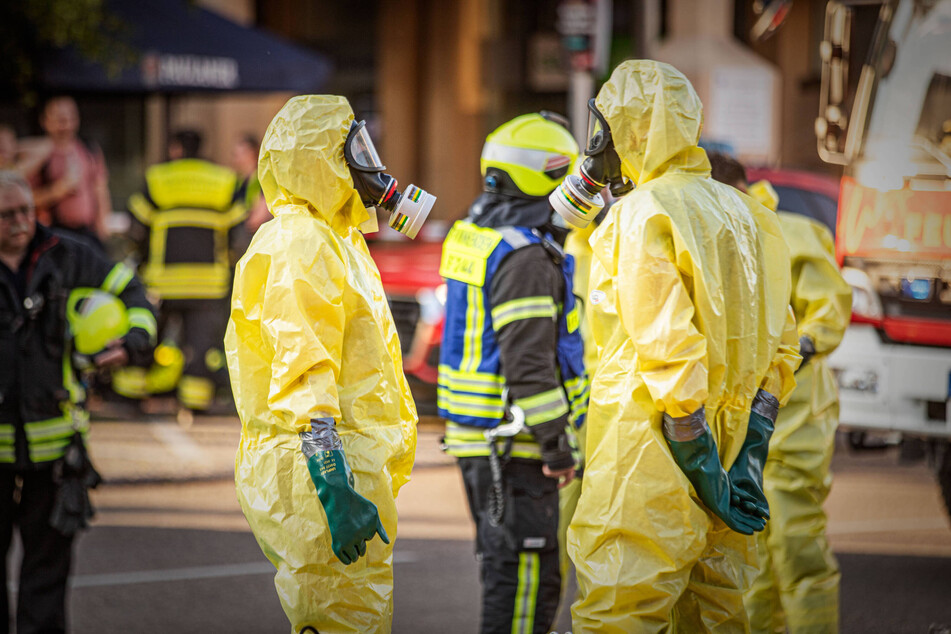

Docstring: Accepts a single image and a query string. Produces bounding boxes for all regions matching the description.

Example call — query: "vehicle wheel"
[938,442,951,521]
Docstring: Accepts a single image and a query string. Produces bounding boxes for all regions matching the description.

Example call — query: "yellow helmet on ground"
[480,112,579,199]
[67,288,130,355]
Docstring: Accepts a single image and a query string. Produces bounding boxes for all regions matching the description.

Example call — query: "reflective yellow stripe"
[0,424,14,443]
[29,438,72,463]
[148,208,244,230]
[570,402,589,424]
[491,296,557,330]
[0,446,14,463]
[178,375,214,409]
[24,416,75,443]
[127,307,158,342]
[442,440,543,460]
[223,202,248,226]
[438,365,504,395]
[62,348,85,404]
[462,285,485,373]
[442,422,542,459]
[146,160,238,211]
[112,366,148,399]
[24,411,85,463]
[512,552,540,634]
[101,263,135,295]
[144,264,230,286]
[437,388,505,419]
[127,192,154,225]
[565,375,589,400]
[514,387,569,426]
[143,264,231,299]
[444,422,535,443]
[472,288,486,373]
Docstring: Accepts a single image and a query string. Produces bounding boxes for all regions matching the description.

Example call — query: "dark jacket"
[0,224,156,470]
[473,193,574,470]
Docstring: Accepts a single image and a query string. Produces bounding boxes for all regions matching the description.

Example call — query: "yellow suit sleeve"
[257,237,348,434]
[618,211,708,418]
[790,225,852,355]
[761,305,801,405]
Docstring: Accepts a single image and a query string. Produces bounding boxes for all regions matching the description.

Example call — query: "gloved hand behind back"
[663,407,767,535]
[728,389,778,520]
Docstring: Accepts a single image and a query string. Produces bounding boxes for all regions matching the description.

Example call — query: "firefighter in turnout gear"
[125,130,245,412]
[438,113,588,634]
[0,170,156,634]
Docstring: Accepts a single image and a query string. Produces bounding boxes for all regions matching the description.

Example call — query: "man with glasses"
[0,170,155,634]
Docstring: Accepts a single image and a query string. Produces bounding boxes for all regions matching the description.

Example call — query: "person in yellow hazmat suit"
[709,153,852,633]
[556,208,607,617]
[224,95,436,634]
[549,60,801,632]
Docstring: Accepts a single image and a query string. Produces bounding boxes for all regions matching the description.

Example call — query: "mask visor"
[345,120,386,171]
[585,99,611,156]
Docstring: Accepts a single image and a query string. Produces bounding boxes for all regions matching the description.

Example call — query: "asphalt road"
[5,422,951,633]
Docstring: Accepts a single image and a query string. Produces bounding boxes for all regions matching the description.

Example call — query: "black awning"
[39,0,332,93]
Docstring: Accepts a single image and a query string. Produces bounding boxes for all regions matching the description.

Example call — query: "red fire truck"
[815,0,951,511]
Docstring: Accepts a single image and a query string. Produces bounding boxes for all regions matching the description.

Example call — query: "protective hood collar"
[595,60,710,185]
[469,192,552,229]
[258,95,371,234]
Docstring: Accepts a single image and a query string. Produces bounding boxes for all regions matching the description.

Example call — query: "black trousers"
[459,457,561,634]
[162,298,231,408]
[1,469,74,634]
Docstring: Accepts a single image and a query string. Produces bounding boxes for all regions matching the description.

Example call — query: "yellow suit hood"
[258,94,372,234]
[596,60,710,185]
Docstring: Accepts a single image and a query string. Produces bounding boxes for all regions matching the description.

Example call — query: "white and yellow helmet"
[480,112,579,199]
[67,288,130,356]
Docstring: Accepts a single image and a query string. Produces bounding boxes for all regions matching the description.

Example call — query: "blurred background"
[2,0,950,632]
[1,0,872,218]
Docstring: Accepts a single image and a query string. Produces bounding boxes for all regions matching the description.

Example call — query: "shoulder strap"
[497,226,534,250]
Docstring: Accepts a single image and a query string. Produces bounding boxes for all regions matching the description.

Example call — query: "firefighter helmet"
[66,288,130,355]
[480,113,579,199]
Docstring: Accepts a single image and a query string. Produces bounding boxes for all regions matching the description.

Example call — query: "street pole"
[569,71,595,145]
[559,0,612,146]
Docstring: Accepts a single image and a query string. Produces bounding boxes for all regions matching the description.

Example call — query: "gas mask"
[345,120,436,239]
[549,99,633,228]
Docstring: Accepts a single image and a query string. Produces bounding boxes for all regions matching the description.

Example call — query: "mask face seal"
[549,99,632,228]
[344,120,436,239]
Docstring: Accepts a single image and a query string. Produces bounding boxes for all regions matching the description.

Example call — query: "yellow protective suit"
[224,95,417,634]
[557,223,598,612]
[745,212,852,634]
[566,60,801,633]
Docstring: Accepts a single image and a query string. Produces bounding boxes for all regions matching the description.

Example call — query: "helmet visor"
[344,120,386,172]
[585,99,611,156]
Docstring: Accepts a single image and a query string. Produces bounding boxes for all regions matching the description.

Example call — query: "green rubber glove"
[663,407,767,535]
[301,418,389,565]
[728,390,778,520]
